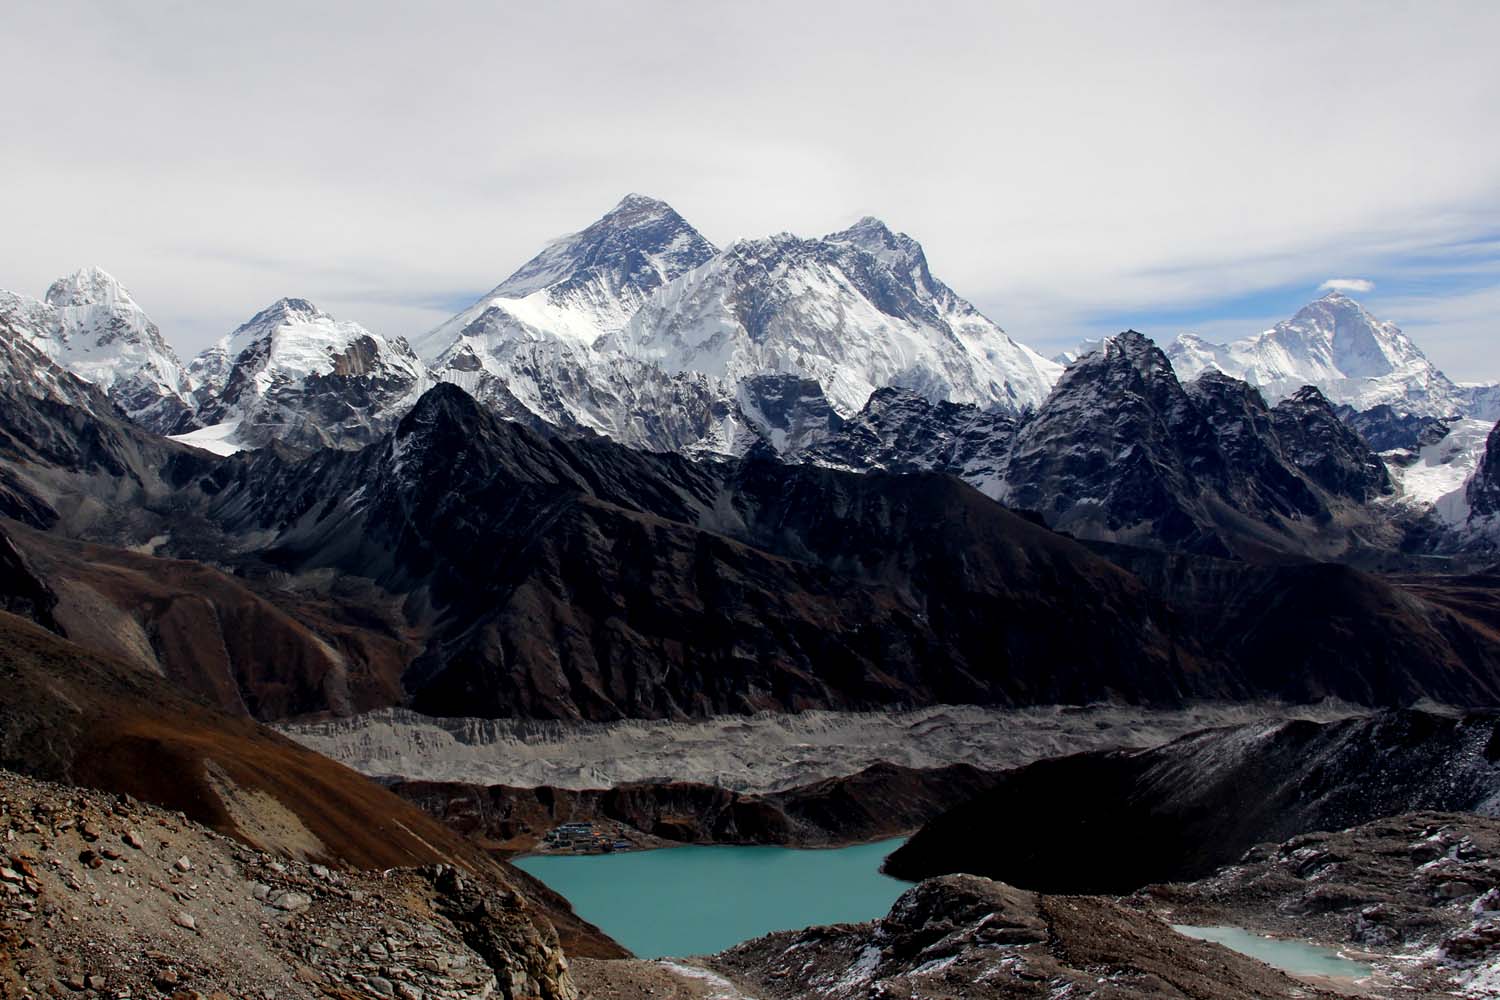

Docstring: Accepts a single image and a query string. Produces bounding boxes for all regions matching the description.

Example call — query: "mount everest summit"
[407,194,1059,457]
[2,194,1498,551]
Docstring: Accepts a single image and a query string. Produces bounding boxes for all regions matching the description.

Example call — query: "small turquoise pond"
[1173,925,1374,978]
[514,838,909,958]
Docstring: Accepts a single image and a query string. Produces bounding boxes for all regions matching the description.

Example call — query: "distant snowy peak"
[415,193,718,362]
[182,298,432,453]
[0,267,194,433]
[605,220,1062,416]
[1167,291,1469,418]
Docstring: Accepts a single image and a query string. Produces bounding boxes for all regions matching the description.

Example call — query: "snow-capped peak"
[179,298,433,454]
[43,266,138,310]
[0,267,194,433]
[1166,292,1469,418]
[193,298,419,399]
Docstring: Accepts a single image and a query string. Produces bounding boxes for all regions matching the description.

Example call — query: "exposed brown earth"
[0,610,622,960]
[5,520,414,720]
[0,768,576,1000]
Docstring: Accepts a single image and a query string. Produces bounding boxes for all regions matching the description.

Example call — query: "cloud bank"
[0,1,1496,379]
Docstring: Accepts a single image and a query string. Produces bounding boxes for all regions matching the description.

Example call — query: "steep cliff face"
[1468,420,1500,528]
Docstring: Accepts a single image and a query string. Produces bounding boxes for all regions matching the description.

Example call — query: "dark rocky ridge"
[796,386,1015,486]
[884,709,1500,893]
[1002,333,1399,559]
[1338,402,1451,452]
[5,372,1500,721]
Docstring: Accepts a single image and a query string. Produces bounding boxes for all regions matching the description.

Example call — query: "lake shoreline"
[513,836,912,959]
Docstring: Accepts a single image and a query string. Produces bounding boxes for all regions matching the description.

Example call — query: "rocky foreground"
[0,769,576,1000]
[6,757,1500,1000]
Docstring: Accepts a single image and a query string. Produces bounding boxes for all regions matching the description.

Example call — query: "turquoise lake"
[513,838,910,958]
[1172,925,1374,979]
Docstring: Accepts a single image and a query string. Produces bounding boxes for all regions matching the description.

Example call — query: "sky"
[3,1,1498,380]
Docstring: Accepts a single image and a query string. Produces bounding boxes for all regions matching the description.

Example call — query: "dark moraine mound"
[884,709,1500,893]
[392,761,1010,852]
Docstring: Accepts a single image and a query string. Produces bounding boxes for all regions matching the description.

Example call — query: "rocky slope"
[0,268,196,434]
[0,768,579,1000]
[711,875,1320,1000]
[0,607,621,958]
[1168,290,1482,417]
[884,709,1500,892]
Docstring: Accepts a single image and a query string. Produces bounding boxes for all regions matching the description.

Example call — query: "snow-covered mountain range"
[406,195,1058,457]
[5,195,1498,552]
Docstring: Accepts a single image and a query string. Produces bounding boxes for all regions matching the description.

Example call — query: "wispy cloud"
[1319,278,1376,293]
